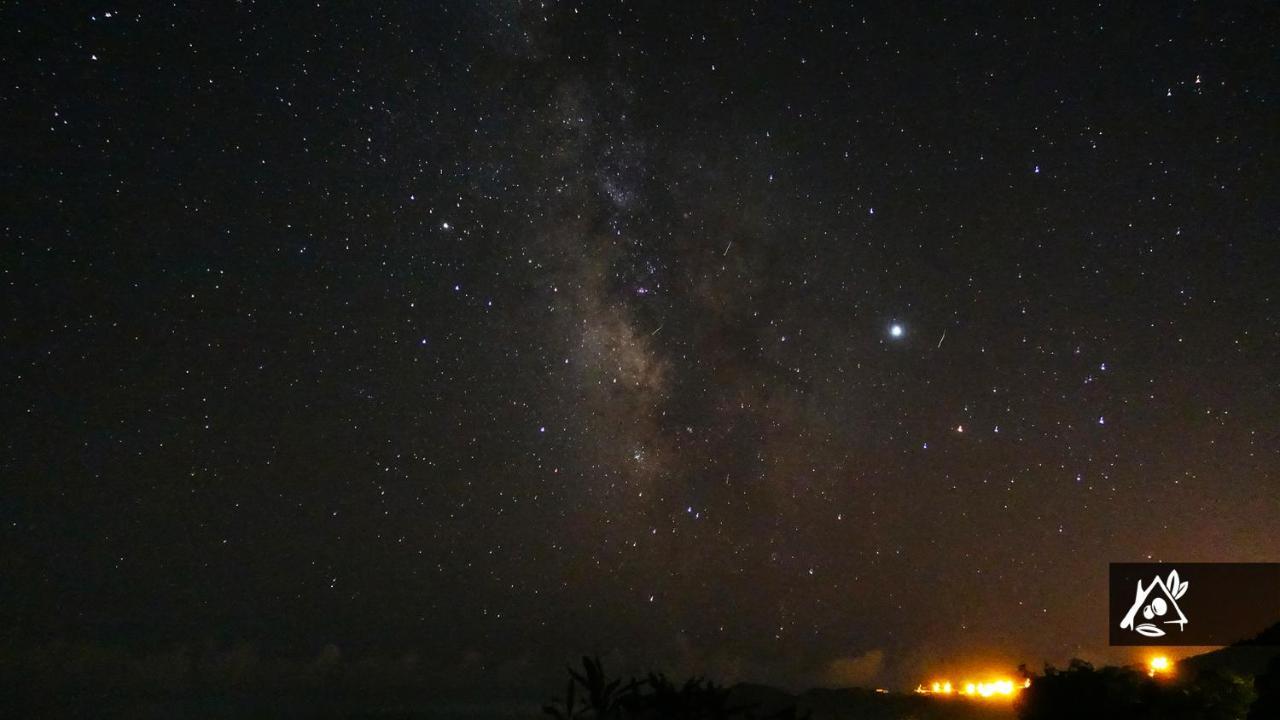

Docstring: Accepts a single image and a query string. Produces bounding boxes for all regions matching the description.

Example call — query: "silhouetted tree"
[638,672,753,720]
[545,657,640,720]
[545,657,804,720]
[1018,658,1255,720]
[1248,655,1280,720]
[544,673,584,720]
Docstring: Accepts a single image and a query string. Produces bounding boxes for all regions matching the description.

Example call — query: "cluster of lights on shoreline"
[915,677,1029,700]
[915,656,1172,701]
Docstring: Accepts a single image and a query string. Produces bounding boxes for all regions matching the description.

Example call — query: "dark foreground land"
[5,624,1278,719]
[4,657,1275,720]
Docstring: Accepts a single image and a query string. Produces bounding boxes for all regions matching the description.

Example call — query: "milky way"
[3,1,1277,697]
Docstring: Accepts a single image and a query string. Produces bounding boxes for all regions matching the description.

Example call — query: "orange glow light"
[915,676,1027,700]
[1148,656,1171,677]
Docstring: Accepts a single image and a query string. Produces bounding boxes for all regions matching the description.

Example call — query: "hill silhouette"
[1181,620,1280,678]
[542,659,1014,720]
[726,684,1014,720]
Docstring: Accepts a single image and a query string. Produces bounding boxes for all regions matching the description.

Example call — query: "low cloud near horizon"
[823,649,885,687]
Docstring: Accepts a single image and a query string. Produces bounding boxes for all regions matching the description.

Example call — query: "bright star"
[889,324,904,338]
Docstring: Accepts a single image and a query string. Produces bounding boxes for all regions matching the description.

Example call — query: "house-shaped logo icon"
[1119,570,1188,638]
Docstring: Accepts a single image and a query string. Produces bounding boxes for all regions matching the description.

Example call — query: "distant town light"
[1148,655,1172,677]
[916,676,1028,700]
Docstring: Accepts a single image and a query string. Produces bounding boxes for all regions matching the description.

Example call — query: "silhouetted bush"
[1017,659,1256,720]
[545,656,806,720]
[1248,655,1280,720]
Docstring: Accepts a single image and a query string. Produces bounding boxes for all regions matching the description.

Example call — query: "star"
[889,323,904,338]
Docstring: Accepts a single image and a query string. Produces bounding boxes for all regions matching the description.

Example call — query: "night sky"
[4,0,1278,699]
